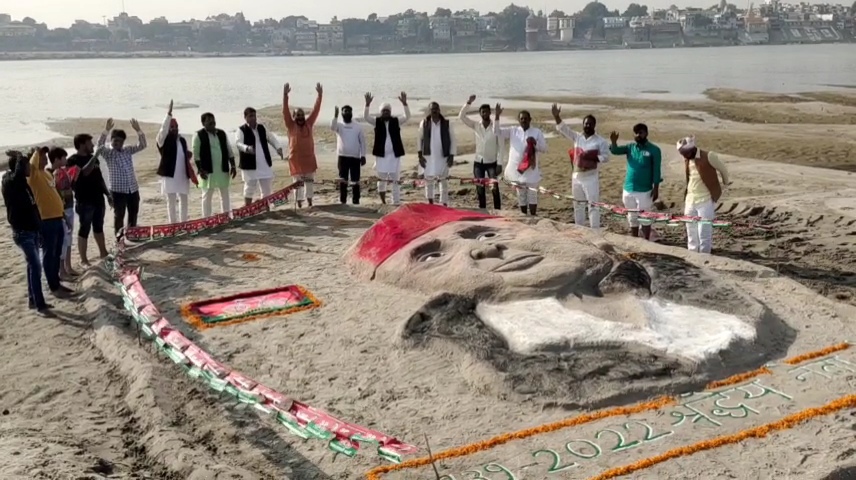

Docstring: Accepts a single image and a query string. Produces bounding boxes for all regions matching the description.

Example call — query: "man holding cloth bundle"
[552,104,610,229]
[493,104,547,216]
[677,136,730,254]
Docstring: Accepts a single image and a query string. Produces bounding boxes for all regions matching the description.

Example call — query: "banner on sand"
[109,182,418,463]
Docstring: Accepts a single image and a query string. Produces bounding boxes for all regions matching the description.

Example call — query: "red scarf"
[518,137,537,173]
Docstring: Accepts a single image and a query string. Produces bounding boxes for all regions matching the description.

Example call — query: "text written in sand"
[430,378,796,479]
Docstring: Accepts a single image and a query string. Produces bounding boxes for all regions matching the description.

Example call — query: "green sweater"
[610,142,662,193]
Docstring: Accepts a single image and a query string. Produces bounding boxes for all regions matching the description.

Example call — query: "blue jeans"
[13,230,47,309]
[40,218,64,291]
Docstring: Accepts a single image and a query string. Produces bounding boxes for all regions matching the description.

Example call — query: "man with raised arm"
[156,100,194,223]
[66,133,111,265]
[235,106,284,206]
[331,105,366,204]
[363,92,410,205]
[96,118,147,236]
[193,112,236,218]
[459,95,503,210]
[417,101,457,206]
[552,104,610,230]
[283,82,323,208]
[493,104,547,216]
[609,125,662,240]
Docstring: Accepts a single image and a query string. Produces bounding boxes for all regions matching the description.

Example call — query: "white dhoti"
[572,170,600,229]
[420,154,450,205]
[374,154,401,205]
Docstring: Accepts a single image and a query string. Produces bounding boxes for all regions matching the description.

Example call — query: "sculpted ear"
[394,292,475,347]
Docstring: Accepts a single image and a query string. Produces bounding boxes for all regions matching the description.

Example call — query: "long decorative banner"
[123,176,768,244]
[109,182,418,463]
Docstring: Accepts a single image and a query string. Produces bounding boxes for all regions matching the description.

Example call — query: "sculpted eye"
[477,232,498,241]
[418,252,444,262]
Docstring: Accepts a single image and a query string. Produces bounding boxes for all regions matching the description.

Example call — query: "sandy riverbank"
[1,90,855,478]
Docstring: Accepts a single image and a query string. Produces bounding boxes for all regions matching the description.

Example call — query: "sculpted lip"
[492,255,543,272]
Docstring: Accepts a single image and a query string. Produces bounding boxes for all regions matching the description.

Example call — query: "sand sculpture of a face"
[347,205,781,404]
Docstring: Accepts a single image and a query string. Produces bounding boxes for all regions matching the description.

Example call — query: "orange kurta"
[283,94,322,176]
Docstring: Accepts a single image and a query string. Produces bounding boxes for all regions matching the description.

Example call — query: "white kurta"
[495,123,548,185]
[156,114,190,196]
[418,119,457,178]
[234,125,281,182]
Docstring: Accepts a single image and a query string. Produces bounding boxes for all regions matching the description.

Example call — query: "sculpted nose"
[470,243,506,260]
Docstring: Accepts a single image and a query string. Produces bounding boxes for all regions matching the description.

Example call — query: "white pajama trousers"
[514,182,538,206]
[292,174,315,202]
[424,177,449,205]
[202,186,231,218]
[572,171,600,229]
[376,171,401,205]
[621,190,654,228]
[166,193,189,223]
[684,199,716,253]
[243,177,273,200]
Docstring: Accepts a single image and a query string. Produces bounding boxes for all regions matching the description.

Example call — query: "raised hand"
[398,91,407,105]
[609,131,619,143]
[494,103,503,120]
[334,106,339,117]
[168,100,173,116]
[467,94,476,105]
[365,92,373,106]
[130,118,141,132]
[551,103,561,118]
[283,83,291,97]
[105,118,114,131]
[316,82,323,95]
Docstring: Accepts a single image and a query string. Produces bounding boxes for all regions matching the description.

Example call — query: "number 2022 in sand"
[531,420,673,473]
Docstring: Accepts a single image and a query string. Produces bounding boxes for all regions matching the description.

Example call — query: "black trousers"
[112,190,141,236]
[338,156,362,204]
[473,162,501,209]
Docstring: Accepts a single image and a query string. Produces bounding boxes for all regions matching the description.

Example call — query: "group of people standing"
[3,86,731,314]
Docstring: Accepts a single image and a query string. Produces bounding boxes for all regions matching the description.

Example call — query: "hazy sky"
[8,0,734,28]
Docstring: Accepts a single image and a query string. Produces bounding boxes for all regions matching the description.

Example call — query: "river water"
[1,43,853,146]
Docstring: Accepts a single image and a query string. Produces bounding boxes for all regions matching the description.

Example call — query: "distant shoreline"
[0,42,851,62]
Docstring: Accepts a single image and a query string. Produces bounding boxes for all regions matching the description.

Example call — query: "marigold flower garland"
[589,394,856,480]
[365,343,851,480]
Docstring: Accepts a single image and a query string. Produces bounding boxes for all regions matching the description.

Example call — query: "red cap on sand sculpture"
[352,204,498,268]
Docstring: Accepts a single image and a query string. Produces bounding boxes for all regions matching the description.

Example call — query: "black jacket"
[2,165,41,232]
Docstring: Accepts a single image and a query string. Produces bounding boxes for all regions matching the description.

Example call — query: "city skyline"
[4,0,835,27]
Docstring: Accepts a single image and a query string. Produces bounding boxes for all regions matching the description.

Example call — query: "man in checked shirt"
[96,118,147,237]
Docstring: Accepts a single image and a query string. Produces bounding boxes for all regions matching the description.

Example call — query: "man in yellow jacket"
[27,148,74,297]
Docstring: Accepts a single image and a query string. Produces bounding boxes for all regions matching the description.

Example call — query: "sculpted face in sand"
[377,217,615,301]
[348,204,759,366]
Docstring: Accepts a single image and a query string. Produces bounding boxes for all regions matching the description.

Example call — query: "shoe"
[30,302,54,310]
